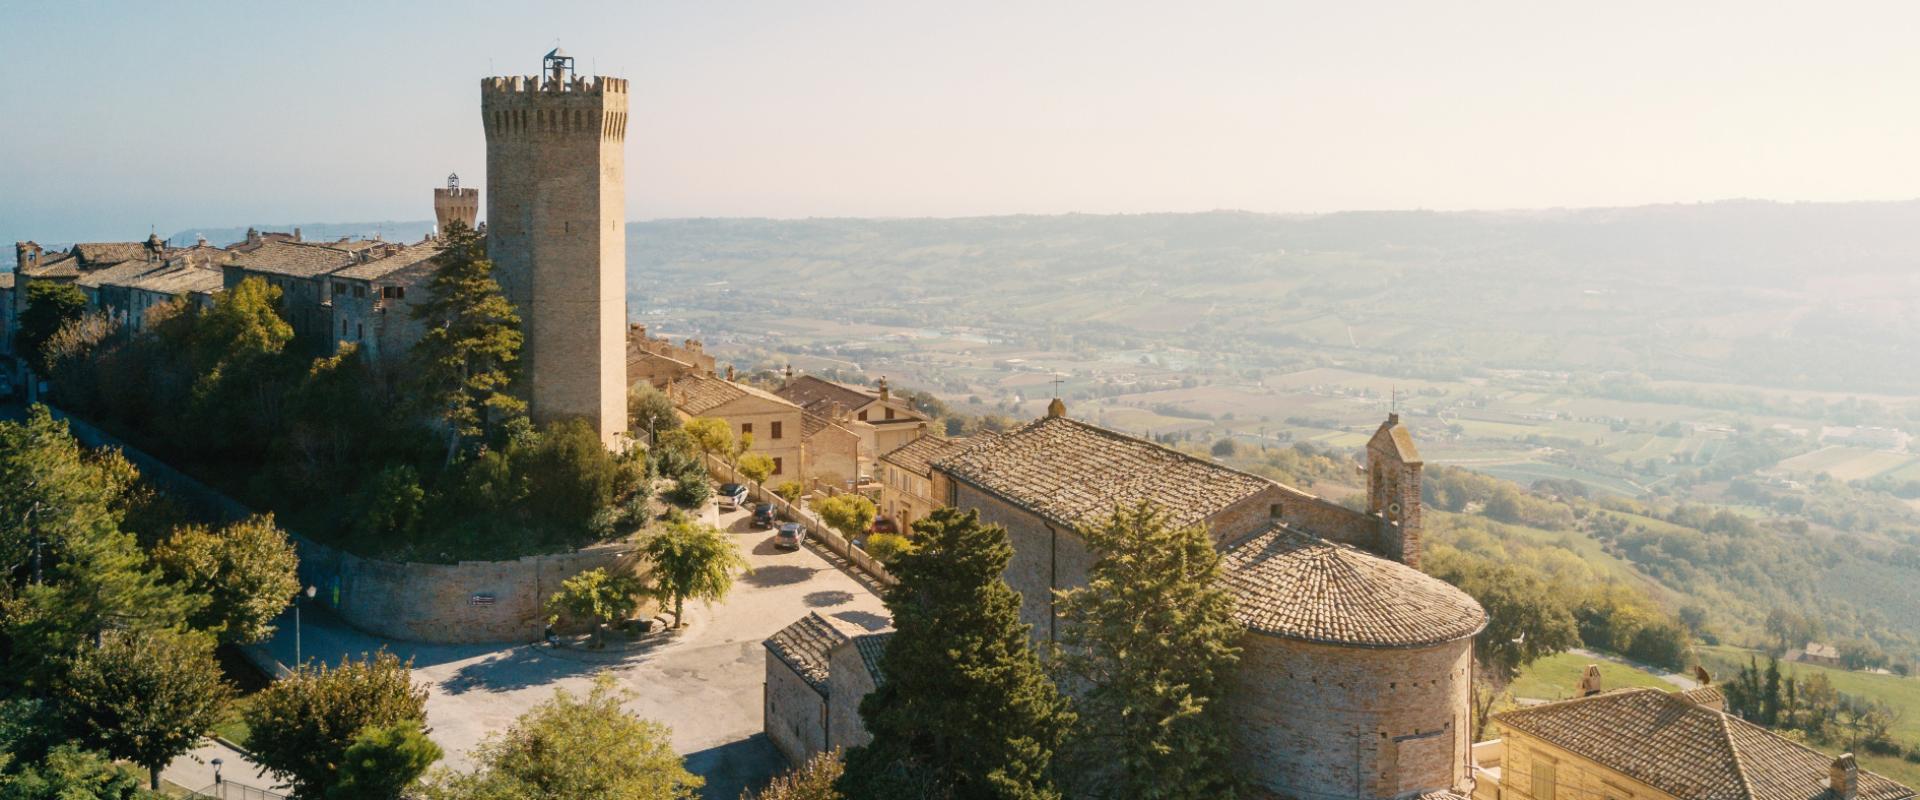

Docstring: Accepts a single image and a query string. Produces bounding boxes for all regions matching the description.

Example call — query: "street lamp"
[294,585,317,667]
[211,758,223,786]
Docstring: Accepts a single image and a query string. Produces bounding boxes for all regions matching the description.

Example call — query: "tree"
[838,507,1073,800]
[747,749,843,800]
[738,453,776,484]
[410,220,524,464]
[55,628,234,790]
[152,514,300,645]
[0,743,159,799]
[546,568,646,644]
[773,481,806,504]
[683,418,734,463]
[1052,503,1240,800]
[1429,559,1578,684]
[349,465,427,552]
[519,419,618,540]
[862,533,913,563]
[243,652,430,799]
[14,282,88,374]
[327,721,443,800]
[639,521,748,628]
[421,673,701,800]
[628,385,679,444]
[816,494,876,542]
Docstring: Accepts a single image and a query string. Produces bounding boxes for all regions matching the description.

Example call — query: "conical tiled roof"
[1219,526,1485,648]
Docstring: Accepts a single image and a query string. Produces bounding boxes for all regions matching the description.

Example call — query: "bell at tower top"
[543,47,574,84]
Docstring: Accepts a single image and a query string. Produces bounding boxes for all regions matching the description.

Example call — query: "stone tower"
[1367,412,1425,568]
[481,48,630,444]
[433,173,479,234]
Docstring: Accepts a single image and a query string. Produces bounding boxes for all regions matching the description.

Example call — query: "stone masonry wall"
[1230,635,1473,800]
[52,406,637,644]
[825,643,878,753]
[764,651,828,767]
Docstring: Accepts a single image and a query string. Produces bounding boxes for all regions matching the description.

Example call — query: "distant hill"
[175,199,1920,394]
[167,220,436,249]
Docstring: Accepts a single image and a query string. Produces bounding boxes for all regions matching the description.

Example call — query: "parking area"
[227,499,890,799]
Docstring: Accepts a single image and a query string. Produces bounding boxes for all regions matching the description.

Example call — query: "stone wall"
[1229,635,1474,800]
[1493,731,1668,800]
[764,651,828,766]
[291,533,637,644]
[825,643,878,754]
[52,406,637,644]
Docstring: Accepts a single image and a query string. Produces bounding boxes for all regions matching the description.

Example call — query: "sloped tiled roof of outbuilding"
[227,239,360,278]
[329,242,443,281]
[129,264,224,296]
[71,242,151,267]
[1219,525,1485,648]
[21,251,82,279]
[881,433,986,477]
[76,259,166,289]
[764,613,850,695]
[670,375,795,417]
[1495,688,1914,800]
[852,632,892,689]
[775,375,875,414]
[932,415,1271,529]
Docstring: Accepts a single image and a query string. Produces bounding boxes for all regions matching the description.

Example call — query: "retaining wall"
[50,406,636,644]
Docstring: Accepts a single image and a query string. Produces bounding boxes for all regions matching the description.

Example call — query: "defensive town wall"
[50,406,634,644]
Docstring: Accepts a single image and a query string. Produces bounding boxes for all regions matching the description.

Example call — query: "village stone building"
[665,373,863,488]
[775,374,933,473]
[762,612,891,766]
[1477,683,1913,800]
[482,48,630,444]
[626,322,716,389]
[877,432,987,529]
[766,406,1488,798]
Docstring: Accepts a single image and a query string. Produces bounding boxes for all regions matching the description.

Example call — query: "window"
[1532,757,1557,800]
[742,423,753,437]
[355,323,363,340]
[858,410,868,421]
[341,319,348,336]
[773,457,783,475]
[770,421,783,440]
[885,408,896,420]
[333,283,347,296]
[353,285,366,298]
[1269,503,1283,518]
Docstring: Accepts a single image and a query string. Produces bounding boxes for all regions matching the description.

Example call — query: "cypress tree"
[839,507,1073,800]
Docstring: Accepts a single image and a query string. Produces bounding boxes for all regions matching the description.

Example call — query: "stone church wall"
[764,652,828,766]
[1230,634,1473,800]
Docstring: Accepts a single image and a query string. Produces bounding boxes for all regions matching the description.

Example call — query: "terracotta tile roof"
[227,239,360,278]
[776,375,875,415]
[1679,684,1727,710]
[1219,525,1485,648]
[71,242,151,267]
[1495,688,1915,800]
[932,415,1272,529]
[330,242,443,281]
[852,632,892,689]
[881,434,985,477]
[128,264,224,297]
[800,412,856,442]
[669,374,794,416]
[764,613,850,695]
[21,251,81,279]
[75,259,165,289]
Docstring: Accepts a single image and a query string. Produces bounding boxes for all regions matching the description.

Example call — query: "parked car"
[752,503,777,529]
[775,522,806,551]
[718,483,748,510]
[870,517,900,536]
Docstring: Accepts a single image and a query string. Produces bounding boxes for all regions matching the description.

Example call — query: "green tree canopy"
[152,514,300,645]
[54,628,234,790]
[747,749,844,800]
[682,418,733,462]
[815,494,876,542]
[410,220,524,463]
[327,721,443,800]
[14,282,88,374]
[639,520,748,628]
[0,743,160,800]
[738,453,776,484]
[838,507,1073,800]
[546,567,646,633]
[243,651,430,799]
[628,385,680,443]
[1054,503,1241,800]
[422,673,701,800]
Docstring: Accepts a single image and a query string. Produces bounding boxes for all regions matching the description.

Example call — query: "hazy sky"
[5,1,1919,244]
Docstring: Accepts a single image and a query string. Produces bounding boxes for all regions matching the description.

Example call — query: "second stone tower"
[481,48,629,444]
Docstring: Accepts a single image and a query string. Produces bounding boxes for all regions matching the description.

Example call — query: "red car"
[870,517,900,536]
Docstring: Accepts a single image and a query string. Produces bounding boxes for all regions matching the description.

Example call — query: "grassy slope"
[1698,645,1920,743]
[1508,652,1675,703]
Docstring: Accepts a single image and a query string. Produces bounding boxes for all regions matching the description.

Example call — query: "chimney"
[245,227,261,245]
[1831,754,1859,799]
[726,365,736,381]
[1047,397,1067,418]
[1578,664,1603,697]
[293,227,303,242]
[877,376,890,402]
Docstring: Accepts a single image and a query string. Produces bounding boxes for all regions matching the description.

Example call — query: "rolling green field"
[1697,645,1920,744]
[1509,651,1676,702]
